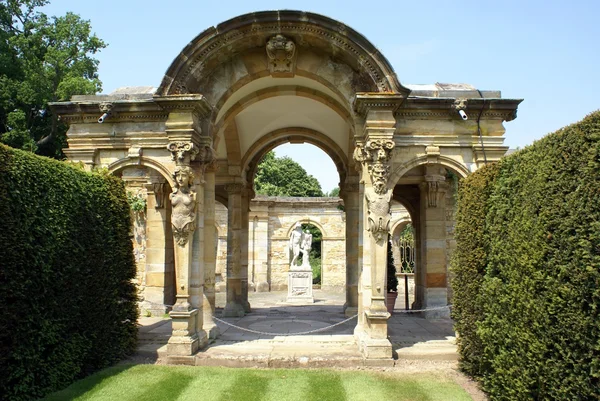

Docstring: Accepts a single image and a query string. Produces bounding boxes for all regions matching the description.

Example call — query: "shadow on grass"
[217,371,270,401]
[43,364,134,401]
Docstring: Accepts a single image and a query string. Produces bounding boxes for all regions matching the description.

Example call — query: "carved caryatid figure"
[171,166,196,246]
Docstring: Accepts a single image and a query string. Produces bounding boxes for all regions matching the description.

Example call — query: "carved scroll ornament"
[170,166,196,246]
[167,141,198,165]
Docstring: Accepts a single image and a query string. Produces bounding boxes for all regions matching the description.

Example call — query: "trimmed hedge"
[452,111,600,399]
[0,145,138,400]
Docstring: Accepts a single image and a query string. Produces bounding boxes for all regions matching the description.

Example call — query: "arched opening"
[391,163,462,313]
[111,164,176,316]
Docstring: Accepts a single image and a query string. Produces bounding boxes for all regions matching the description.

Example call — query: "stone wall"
[215,196,411,293]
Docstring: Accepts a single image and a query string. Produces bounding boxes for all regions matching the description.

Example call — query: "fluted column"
[222,183,246,317]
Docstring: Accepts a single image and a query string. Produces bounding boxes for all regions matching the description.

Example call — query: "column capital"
[167,141,198,165]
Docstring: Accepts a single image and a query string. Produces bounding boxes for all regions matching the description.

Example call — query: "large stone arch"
[157,11,409,98]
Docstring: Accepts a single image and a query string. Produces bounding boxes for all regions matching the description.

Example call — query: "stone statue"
[289,223,303,267]
[170,166,196,246]
[301,230,312,267]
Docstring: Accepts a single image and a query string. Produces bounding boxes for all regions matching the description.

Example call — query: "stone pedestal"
[167,309,207,356]
[287,268,314,303]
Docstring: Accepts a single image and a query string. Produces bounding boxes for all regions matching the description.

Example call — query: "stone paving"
[137,290,457,367]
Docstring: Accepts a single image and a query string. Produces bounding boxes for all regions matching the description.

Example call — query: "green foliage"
[126,191,147,213]
[450,162,500,377]
[0,0,106,158]
[301,223,322,284]
[0,145,138,401]
[254,151,324,197]
[399,223,414,241]
[328,187,340,197]
[387,235,398,292]
[451,111,600,399]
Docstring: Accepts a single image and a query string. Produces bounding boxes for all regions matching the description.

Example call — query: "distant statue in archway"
[301,230,312,268]
[289,223,303,267]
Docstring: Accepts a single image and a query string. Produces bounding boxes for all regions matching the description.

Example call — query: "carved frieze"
[170,166,196,247]
[266,34,296,76]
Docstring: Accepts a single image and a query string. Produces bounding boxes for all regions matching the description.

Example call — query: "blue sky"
[43,0,600,193]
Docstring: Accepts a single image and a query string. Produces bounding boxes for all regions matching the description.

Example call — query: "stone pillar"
[166,141,207,356]
[202,165,219,338]
[417,165,450,318]
[249,204,270,292]
[143,180,172,315]
[240,187,251,312]
[222,183,246,317]
[342,181,360,317]
[352,93,406,359]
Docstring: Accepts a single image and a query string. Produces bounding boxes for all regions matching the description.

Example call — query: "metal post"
[404,274,409,310]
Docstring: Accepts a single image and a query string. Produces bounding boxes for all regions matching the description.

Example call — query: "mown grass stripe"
[262,368,311,401]
[307,370,347,401]
[174,366,241,401]
[216,370,271,401]
[341,370,392,401]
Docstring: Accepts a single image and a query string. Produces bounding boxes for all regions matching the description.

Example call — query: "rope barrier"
[141,302,452,336]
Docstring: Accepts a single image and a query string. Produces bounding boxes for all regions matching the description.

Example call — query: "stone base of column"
[422,288,450,319]
[167,309,206,356]
[255,281,270,292]
[343,305,358,317]
[203,322,220,339]
[355,327,393,359]
[222,302,246,317]
[287,269,314,303]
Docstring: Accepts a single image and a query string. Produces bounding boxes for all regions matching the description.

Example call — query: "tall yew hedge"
[0,145,138,400]
[452,111,600,399]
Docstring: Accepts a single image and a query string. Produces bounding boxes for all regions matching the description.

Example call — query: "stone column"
[166,141,207,356]
[240,187,251,312]
[342,181,360,317]
[417,165,449,318]
[250,204,270,292]
[202,164,219,338]
[352,93,406,359]
[222,183,246,317]
[143,180,171,315]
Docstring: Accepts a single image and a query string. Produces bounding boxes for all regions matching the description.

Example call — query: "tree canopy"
[0,0,106,157]
[254,151,324,197]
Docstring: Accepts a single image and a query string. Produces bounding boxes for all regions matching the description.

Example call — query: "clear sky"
[43,0,600,193]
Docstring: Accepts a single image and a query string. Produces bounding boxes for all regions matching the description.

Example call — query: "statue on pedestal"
[301,230,312,268]
[289,223,313,269]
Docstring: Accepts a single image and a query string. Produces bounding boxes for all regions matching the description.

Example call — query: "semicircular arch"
[157,11,409,97]
[284,219,328,240]
[243,127,348,187]
[107,157,175,188]
[389,155,470,188]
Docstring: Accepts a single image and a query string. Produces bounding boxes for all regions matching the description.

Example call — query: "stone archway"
[50,9,522,361]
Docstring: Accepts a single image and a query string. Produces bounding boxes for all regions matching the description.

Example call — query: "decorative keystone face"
[266,34,296,76]
[167,142,198,165]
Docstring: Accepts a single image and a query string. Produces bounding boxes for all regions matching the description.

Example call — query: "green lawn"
[43,364,472,401]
